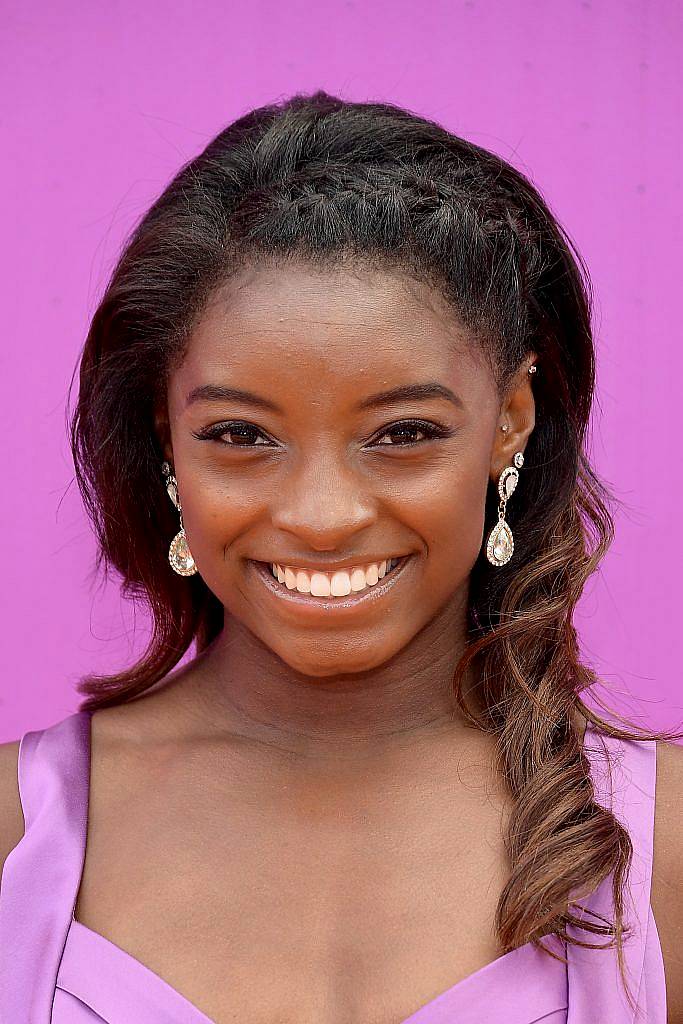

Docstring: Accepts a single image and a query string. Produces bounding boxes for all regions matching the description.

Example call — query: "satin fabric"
[0,711,666,1023]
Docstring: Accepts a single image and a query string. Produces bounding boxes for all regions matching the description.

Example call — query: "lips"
[270,558,398,593]
[249,554,412,614]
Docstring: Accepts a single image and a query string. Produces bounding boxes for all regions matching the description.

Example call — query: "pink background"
[1,1,681,741]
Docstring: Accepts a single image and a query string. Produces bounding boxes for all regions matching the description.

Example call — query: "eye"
[370,419,452,447]
[192,421,275,447]
[193,418,452,449]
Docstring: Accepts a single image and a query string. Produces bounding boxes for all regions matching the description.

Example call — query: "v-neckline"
[58,711,588,1023]
[58,916,568,1024]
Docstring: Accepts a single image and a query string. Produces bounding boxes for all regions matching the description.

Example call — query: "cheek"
[407,458,490,573]
[178,483,259,608]
[177,473,259,554]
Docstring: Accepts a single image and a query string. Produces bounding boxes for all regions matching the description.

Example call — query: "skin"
[2,260,682,1022]
[152,260,537,755]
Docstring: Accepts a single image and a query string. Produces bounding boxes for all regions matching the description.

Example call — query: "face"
[158,262,531,678]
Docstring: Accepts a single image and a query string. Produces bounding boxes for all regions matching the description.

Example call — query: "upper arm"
[651,739,683,1024]
[0,740,25,887]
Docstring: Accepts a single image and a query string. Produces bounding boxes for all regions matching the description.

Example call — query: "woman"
[1,90,681,1024]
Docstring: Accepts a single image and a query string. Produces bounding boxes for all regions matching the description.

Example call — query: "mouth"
[248,555,413,614]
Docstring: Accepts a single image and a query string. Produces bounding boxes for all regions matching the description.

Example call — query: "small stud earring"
[161,462,198,576]
[485,451,524,567]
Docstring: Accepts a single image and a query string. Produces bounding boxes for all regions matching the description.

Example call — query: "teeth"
[295,570,311,593]
[268,558,402,597]
[284,568,298,590]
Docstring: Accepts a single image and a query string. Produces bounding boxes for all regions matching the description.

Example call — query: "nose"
[270,452,377,551]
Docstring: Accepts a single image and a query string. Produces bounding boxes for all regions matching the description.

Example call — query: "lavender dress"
[0,710,666,1023]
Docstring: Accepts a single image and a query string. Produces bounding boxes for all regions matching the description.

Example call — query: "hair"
[68,89,683,1014]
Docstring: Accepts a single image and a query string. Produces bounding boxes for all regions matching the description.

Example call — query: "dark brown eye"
[193,418,452,449]
[372,419,450,446]
[193,421,273,446]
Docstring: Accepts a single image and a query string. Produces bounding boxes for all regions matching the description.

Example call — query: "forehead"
[177,262,485,389]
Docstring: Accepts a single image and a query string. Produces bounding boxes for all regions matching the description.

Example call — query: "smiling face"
[156,261,526,680]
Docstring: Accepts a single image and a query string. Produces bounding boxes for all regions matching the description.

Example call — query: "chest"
[74,740,515,1024]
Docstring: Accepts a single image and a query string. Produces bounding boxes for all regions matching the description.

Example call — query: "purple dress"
[0,710,667,1023]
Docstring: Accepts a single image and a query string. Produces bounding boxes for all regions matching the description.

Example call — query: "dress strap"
[566,722,663,1024]
[0,710,92,1023]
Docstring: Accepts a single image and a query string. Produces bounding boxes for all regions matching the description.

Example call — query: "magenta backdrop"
[1,1,681,740]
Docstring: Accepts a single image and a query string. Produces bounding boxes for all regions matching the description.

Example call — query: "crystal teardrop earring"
[161,461,198,576]
[485,451,524,567]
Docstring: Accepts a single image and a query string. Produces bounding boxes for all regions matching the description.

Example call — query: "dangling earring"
[485,451,524,567]
[161,462,198,576]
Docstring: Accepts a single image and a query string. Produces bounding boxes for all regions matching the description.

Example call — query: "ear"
[491,355,537,481]
[153,393,174,466]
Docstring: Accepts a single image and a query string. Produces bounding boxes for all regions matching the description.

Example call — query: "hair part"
[67,89,683,1014]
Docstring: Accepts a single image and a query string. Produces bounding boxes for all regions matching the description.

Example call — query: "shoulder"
[651,739,683,1024]
[0,740,25,882]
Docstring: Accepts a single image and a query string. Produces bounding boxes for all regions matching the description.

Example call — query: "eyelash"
[192,418,452,449]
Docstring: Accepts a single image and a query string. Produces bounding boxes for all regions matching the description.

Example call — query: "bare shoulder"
[651,739,683,1024]
[0,740,25,881]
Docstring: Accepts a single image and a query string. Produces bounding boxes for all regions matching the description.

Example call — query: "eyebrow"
[185,384,282,412]
[355,382,463,411]
[185,381,463,413]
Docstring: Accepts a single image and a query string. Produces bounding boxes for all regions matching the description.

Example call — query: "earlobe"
[489,421,515,483]
[491,358,537,480]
